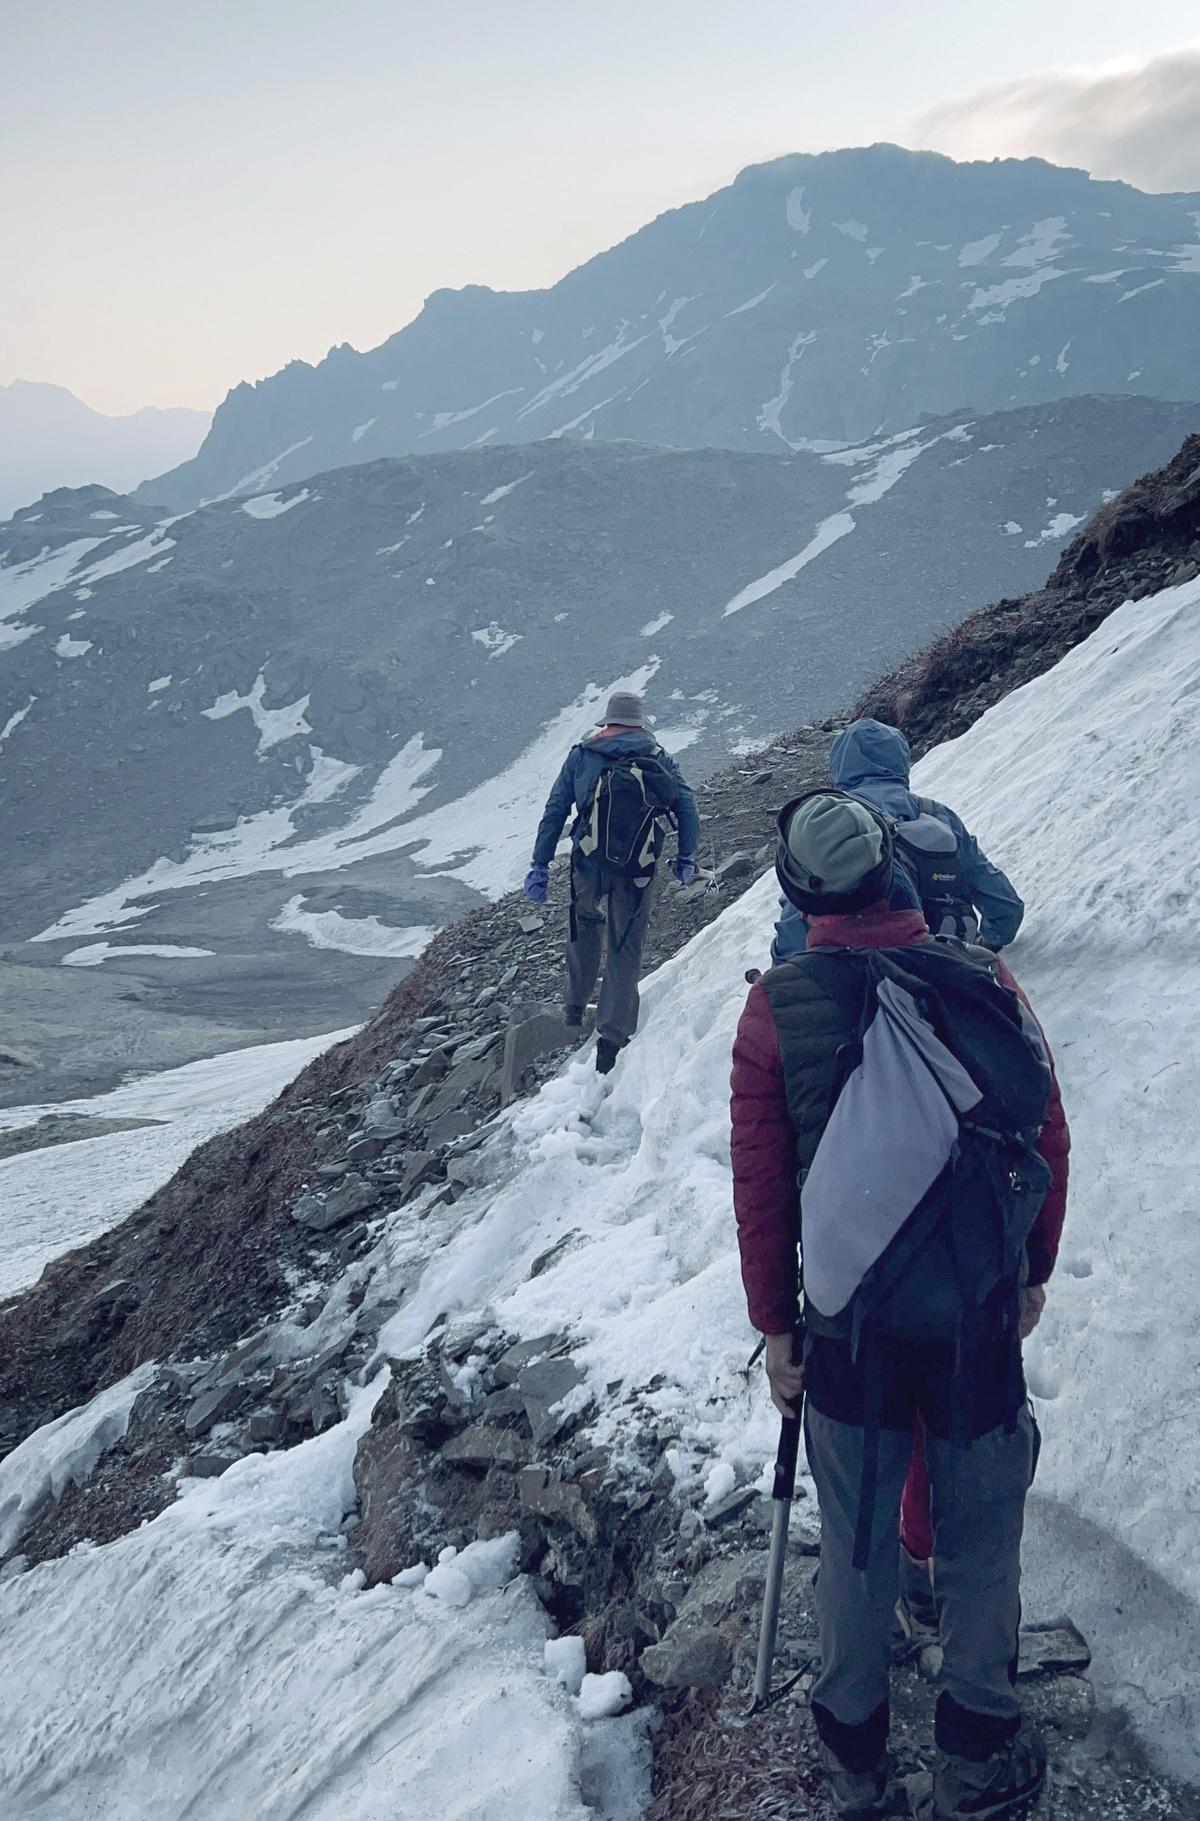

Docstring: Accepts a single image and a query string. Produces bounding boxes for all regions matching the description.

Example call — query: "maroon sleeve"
[997,959,1070,1286]
[730,983,801,1335]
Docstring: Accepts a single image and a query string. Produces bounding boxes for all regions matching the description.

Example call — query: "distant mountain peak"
[137,147,1200,513]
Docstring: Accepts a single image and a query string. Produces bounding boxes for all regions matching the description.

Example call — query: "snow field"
[0,1027,357,1298]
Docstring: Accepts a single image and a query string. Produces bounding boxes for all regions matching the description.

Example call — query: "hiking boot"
[816,1742,896,1817]
[595,1037,619,1075]
[930,1720,1046,1819]
[563,1005,583,1029]
[894,1547,939,1660]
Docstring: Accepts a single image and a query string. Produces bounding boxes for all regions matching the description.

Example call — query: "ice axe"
[749,1400,805,1715]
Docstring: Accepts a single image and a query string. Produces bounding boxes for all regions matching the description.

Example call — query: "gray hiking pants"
[566,862,655,1047]
[805,1401,1036,1727]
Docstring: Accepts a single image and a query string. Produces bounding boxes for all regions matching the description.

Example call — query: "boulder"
[441,1425,532,1470]
[494,1333,568,1385]
[677,1551,766,1624]
[518,1466,600,1543]
[640,1616,733,1690]
[500,1013,575,1105]
[397,1150,441,1203]
[518,1355,587,1446]
[702,1485,760,1528]
[293,1172,379,1232]
[190,1449,241,1479]
[185,1378,251,1437]
[427,1110,476,1149]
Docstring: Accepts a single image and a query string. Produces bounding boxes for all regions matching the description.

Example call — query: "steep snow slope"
[3,576,1197,1801]
[0,1381,627,1820]
[140,146,1200,509]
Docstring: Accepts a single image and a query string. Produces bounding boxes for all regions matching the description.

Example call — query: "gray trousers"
[805,1402,1036,1726]
[566,862,655,1047]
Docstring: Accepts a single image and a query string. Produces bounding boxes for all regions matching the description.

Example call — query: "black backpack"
[573,746,678,877]
[893,799,977,939]
[793,939,1052,1562]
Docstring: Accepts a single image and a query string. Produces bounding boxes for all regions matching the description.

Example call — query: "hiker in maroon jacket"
[730,790,1069,1821]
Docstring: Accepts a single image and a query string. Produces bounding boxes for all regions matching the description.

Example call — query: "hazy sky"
[3,1,1198,416]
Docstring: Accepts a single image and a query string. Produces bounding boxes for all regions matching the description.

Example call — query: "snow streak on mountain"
[2,571,1198,1810]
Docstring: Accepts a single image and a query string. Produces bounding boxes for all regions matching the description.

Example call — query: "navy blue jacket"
[772,718,1024,960]
[532,730,700,868]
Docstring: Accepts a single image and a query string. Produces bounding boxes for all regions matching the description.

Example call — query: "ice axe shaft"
[751,1409,801,1711]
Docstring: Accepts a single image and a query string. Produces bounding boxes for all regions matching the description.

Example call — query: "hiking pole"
[750,1404,802,1714]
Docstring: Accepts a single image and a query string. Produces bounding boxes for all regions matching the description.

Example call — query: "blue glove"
[673,854,697,885]
[523,863,550,903]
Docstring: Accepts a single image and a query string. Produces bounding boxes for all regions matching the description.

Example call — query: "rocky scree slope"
[2,432,1196,1535]
[139,145,1200,510]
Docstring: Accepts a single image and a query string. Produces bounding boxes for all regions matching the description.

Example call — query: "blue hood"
[829,718,919,820]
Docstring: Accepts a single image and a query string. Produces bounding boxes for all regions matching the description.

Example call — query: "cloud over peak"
[915,45,1200,193]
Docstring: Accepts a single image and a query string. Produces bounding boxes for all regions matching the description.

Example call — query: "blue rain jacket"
[772,718,1024,960]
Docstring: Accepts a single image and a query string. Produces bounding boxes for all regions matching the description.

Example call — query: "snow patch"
[472,622,523,658]
[757,330,818,447]
[968,269,1066,312]
[834,218,868,241]
[202,673,312,752]
[62,944,214,968]
[1003,216,1069,268]
[481,473,533,507]
[55,634,92,659]
[1024,511,1086,547]
[425,389,524,433]
[272,895,436,960]
[241,488,311,520]
[721,513,855,616]
[350,418,377,443]
[958,233,1002,267]
[640,612,673,638]
[785,186,811,233]
[724,283,778,317]
[0,695,35,744]
[1119,278,1165,303]
[147,675,171,693]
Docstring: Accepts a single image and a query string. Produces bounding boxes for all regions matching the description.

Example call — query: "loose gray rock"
[441,1425,532,1469]
[294,1172,379,1232]
[185,1379,251,1437]
[500,1013,576,1105]
[397,1150,441,1203]
[641,1617,733,1690]
[519,1355,586,1446]
[494,1333,569,1386]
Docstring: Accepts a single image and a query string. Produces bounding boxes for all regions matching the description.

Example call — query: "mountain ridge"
[0,380,209,521]
[140,144,1200,509]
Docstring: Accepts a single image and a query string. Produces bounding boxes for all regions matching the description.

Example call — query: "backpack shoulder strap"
[917,796,937,817]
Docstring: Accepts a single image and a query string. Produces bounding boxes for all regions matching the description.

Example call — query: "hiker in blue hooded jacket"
[524,690,700,1075]
[773,719,1024,963]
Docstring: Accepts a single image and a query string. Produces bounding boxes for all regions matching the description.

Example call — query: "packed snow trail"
[2,576,1198,1805]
